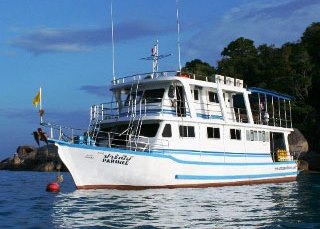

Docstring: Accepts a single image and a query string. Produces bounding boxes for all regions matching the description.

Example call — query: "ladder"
[88,105,102,145]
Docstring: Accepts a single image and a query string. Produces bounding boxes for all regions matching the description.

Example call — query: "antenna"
[110,0,116,84]
[176,0,182,73]
[141,40,171,76]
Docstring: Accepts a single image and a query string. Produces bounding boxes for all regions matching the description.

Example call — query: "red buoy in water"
[46,182,60,192]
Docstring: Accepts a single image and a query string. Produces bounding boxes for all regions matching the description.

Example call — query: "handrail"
[90,97,191,121]
[41,122,87,143]
[111,71,177,85]
[95,130,170,152]
[42,121,170,152]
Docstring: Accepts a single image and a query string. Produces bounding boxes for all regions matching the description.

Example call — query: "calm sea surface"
[0,171,319,229]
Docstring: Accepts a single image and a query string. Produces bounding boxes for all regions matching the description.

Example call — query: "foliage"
[183,22,320,150]
[182,59,216,76]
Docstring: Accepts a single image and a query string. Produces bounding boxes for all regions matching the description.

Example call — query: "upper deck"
[90,71,293,129]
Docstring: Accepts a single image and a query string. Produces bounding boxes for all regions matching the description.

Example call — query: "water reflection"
[52,173,320,228]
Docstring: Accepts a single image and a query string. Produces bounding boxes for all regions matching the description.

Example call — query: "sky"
[0,0,319,159]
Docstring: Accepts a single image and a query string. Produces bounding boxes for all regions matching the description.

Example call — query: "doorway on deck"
[270,132,286,162]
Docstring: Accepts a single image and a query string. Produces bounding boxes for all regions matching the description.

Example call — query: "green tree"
[255,44,285,89]
[183,59,215,77]
[300,22,320,149]
[301,22,320,110]
[301,22,320,63]
[217,37,259,85]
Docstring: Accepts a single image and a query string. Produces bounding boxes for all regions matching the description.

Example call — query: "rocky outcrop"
[0,144,68,172]
[288,128,320,171]
[288,128,309,158]
[299,151,320,171]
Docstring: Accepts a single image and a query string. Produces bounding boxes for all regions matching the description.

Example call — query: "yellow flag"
[32,90,41,107]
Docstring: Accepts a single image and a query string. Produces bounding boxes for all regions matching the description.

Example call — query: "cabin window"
[139,123,159,137]
[208,91,219,103]
[193,89,199,101]
[179,125,195,137]
[124,91,143,106]
[207,127,220,139]
[168,85,175,98]
[258,131,262,141]
[262,131,269,142]
[162,124,172,137]
[142,89,165,103]
[230,128,241,140]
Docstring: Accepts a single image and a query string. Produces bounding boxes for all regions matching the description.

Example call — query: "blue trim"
[175,171,297,180]
[119,109,190,117]
[196,113,223,120]
[155,149,270,158]
[51,139,297,167]
[248,87,293,100]
[52,139,272,158]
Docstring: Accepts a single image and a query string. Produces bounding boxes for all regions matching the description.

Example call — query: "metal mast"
[110,0,116,84]
[176,0,182,72]
[141,40,171,77]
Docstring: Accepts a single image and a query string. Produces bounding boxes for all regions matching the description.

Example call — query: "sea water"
[0,171,319,228]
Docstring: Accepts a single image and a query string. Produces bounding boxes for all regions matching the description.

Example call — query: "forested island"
[182,22,320,154]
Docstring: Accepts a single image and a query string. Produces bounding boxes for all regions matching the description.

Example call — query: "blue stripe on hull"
[52,139,297,167]
[175,171,298,181]
[154,149,270,158]
[53,139,270,158]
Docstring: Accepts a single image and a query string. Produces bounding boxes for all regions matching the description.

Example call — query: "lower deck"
[94,119,293,163]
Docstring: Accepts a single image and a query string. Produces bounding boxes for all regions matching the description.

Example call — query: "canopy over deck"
[248,87,293,101]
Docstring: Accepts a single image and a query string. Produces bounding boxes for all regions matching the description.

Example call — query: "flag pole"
[39,87,43,124]
[40,87,42,110]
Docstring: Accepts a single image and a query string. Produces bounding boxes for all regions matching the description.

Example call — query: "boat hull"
[54,140,298,190]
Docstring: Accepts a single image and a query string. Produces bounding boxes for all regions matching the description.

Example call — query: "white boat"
[42,3,298,189]
[44,60,298,189]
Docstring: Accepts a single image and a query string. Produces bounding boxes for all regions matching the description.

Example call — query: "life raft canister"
[177,72,190,78]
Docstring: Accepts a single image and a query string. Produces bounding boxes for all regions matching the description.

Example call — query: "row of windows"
[246,130,269,142]
[124,88,220,105]
[124,88,165,106]
[164,125,269,142]
[192,89,219,103]
[163,125,234,140]
[118,123,269,142]
[162,124,221,139]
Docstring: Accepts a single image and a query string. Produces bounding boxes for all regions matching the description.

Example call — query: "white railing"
[90,98,191,121]
[111,71,176,85]
[41,122,88,144]
[95,131,170,152]
[41,122,169,152]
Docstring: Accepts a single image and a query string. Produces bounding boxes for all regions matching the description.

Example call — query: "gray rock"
[0,144,68,172]
[297,160,309,171]
[300,151,320,172]
[288,128,309,159]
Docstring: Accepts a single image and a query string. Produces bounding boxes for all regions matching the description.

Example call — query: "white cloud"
[10,21,172,55]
